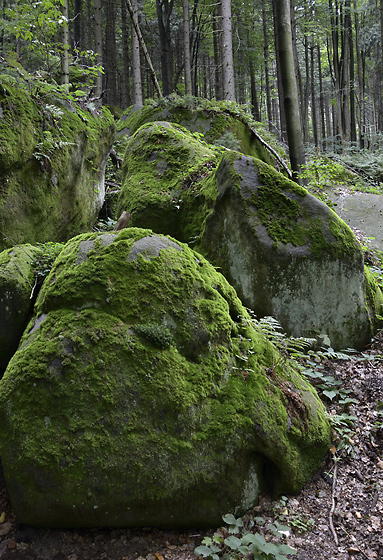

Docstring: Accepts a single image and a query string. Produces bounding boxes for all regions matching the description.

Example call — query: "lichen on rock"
[0,229,330,528]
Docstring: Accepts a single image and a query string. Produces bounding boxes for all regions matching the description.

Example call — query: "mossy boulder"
[118,97,282,169]
[0,229,330,528]
[117,123,383,349]
[117,121,219,235]
[0,75,115,252]
[0,244,42,373]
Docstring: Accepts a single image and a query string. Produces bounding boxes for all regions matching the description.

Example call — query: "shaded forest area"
[2,0,383,156]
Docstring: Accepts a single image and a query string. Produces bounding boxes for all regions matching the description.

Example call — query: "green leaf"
[194,545,215,558]
[323,389,338,400]
[277,543,298,554]
[224,535,242,549]
[222,513,237,525]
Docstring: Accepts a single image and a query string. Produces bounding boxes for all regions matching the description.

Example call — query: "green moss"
[0,230,331,526]
[118,97,284,169]
[364,265,383,327]
[0,75,115,252]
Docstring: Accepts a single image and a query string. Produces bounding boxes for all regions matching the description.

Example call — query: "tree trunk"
[131,0,142,105]
[156,0,174,96]
[274,0,306,182]
[354,1,365,148]
[273,0,287,142]
[183,0,192,95]
[250,59,261,121]
[94,0,103,98]
[60,0,70,86]
[310,42,318,147]
[219,0,235,101]
[121,0,131,107]
[74,0,82,49]
[213,11,222,99]
[262,0,272,131]
[105,0,118,106]
[125,0,163,99]
[317,44,327,149]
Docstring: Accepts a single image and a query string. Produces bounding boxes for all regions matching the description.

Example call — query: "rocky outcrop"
[0,76,115,252]
[117,122,383,349]
[0,229,330,528]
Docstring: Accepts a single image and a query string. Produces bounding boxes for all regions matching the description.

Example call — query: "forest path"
[328,190,383,252]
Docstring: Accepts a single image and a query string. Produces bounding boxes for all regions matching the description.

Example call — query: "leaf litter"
[1,333,383,560]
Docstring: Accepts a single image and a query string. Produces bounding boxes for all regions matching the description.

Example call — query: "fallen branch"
[247,124,293,181]
[329,456,339,546]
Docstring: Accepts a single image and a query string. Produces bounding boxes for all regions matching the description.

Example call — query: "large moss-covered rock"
[117,122,383,349]
[117,121,219,235]
[0,75,115,252]
[0,244,42,372]
[0,229,330,528]
[118,97,283,170]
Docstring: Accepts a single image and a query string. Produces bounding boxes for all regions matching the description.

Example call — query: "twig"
[338,523,370,559]
[329,456,339,546]
[30,277,38,300]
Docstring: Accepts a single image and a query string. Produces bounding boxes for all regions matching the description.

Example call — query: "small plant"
[194,514,296,560]
[273,496,314,534]
[328,413,357,457]
[32,241,64,280]
[132,323,173,349]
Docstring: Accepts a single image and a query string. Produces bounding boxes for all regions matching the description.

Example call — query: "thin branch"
[329,456,339,546]
[124,0,163,100]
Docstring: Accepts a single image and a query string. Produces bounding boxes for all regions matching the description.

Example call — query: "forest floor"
[1,329,383,560]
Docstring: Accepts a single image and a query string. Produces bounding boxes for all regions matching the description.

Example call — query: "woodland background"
[1,0,383,158]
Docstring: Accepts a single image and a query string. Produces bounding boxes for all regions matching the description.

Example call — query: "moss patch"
[0,74,115,251]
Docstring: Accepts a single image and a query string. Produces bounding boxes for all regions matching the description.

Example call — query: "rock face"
[0,229,330,528]
[198,153,383,350]
[0,76,115,252]
[118,122,383,350]
[0,244,42,372]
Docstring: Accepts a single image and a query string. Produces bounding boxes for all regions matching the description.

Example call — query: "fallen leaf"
[376,460,383,470]
[355,511,362,519]
[0,513,5,524]
[154,554,164,560]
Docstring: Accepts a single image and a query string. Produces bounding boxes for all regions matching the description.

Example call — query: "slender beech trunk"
[219,0,235,100]
[262,0,273,131]
[354,1,365,148]
[121,0,131,107]
[183,0,192,95]
[273,0,287,142]
[317,44,326,149]
[131,0,142,105]
[274,0,306,183]
[156,0,174,96]
[60,0,70,85]
[213,12,222,99]
[310,42,318,147]
[94,0,103,98]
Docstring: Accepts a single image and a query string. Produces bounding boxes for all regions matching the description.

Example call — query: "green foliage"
[132,323,173,348]
[328,413,357,457]
[299,155,367,205]
[32,241,64,280]
[194,514,296,560]
[214,131,241,151]
[273,496,314,534]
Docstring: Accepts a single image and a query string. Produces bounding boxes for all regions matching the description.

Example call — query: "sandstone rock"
[0,229,330,528]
